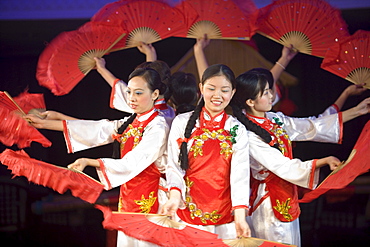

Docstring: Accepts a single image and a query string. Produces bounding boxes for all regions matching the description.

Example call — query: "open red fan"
[320,30,370,89]
[299,120,370,203]
[255,0,349,57]
[174,0,257,40]
[13,90,46,114]
[0,149,104,204]
[0,91,51,148]
[95,205,221,247]
[91,0,187,51]
[36,21,126,96]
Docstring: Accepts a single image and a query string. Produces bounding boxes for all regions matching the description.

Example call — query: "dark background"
[0,7,370,247]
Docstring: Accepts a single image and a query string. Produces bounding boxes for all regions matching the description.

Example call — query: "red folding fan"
[299,120,370,203]
[320,30,370,89]
[174,0,257,40]
[255,0,350,57]
[0,149,104,204]
[91,0,188,51]
[36,21,126,96]
[13,90,46,114]
[95,205,221,247]
[0,91,51,148]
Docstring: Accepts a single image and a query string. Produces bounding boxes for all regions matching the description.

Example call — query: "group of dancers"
[25,37,370,247]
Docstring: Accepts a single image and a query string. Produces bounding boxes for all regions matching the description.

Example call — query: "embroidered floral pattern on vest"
[189,129,233,158]
[270,124,291,156]
[134,191,157,214]
[184,177,222,224]
[112,124,144,150]
[273,198,293,221]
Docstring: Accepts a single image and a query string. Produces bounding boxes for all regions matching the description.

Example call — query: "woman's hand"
[316,156,341,170]
[159,189,182,219]
[234,208,251,238]
[67,158,100,172]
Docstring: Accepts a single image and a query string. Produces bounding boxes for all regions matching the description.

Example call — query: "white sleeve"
[165,114,189,200]
[63,119,124,153]
[248,131,320,189]
[110,79,134,113]
[97,117,169,189]
[267,112,342,143]
[229,120,250,207]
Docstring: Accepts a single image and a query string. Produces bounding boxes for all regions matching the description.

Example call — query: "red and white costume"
[166,108,250,239]
[110,79,175,127]
[246,110,343,246]
[63,108,169,247]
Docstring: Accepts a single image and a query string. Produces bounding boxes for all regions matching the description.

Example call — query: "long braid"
[179,98,204,170]
[112,113,137,158]
[230,101,280,151]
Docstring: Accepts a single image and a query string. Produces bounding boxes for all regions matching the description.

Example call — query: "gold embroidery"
[184,177,222,224]
[116,124,144,150]
[189,129,233,158]
[134,191,157,213]
[273,198,293,221]
[271,125,291,155]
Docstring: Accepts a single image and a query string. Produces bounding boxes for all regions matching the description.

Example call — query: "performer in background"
[27,68,169,247]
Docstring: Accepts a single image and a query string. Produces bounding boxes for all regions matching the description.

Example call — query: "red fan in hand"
[95,205,221,247]
[0,91,51,148]
[13,90,46,114]
[36,21,126,96]
[0,149,104,204]
[91,0,187,51]
[320,30,370,89]
[175,0,257,40]
[255,0,349,57]
[299,120,370,203]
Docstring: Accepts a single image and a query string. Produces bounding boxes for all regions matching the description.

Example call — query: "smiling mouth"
[211,100,222,106]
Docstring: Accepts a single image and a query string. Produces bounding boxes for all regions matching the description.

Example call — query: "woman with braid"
[230,68,370,246]
[160,64,251,238]
[27,68,169,247]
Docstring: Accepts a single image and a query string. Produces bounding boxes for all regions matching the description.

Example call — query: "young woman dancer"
[27,68,169,247]
[231,68,370,246]
[160,64,251,239]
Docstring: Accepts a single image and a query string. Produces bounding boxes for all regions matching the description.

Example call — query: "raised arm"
[270,45,298,103]
[94,57,118,87]
[193,34,210,81]
[137,42,157,62]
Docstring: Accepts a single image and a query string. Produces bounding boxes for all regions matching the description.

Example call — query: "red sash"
[177,110,235,225]
[115,110,161,213]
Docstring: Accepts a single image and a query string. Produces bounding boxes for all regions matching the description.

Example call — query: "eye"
[135,91,143,95]
[207,87,215,91]
[222,89,230,93]
[126,89,131,94]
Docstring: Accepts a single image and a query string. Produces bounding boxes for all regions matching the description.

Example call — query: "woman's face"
[126,76,158,114]
[247,82,273,117]
[200,75,235,117]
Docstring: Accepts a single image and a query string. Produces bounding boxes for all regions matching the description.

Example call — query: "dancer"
[231,68,370,246]
[160,64,251,238]
[27,68,169,247]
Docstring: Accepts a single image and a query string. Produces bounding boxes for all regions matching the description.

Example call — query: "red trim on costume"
[98,159,112,190]
[170,187,181,193]
[176,137,188,147]
[338,112,343,144]
[332,104,340,112]
[62,120,73,154]
[308,159,317,189]
[232,205,249,212]
[159,185,168,192]
[110,79,122,109]
[154,98,168,110]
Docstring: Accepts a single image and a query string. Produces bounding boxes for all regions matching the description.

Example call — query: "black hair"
[136,60,171,101]
[178,64,235,170]
[169,71,199,115]
[233,68,279,150]
[112,67,164,158]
